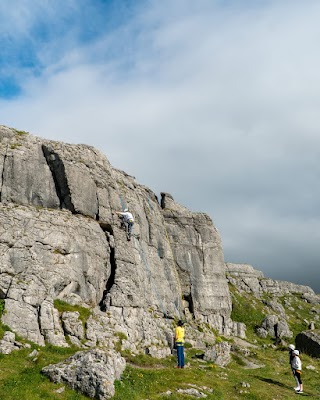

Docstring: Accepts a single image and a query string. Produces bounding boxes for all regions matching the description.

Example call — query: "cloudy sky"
[1,0,320,292]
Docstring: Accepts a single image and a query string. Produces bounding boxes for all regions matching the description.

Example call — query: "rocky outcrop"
[226,263,315,297]
[0,125,233,352]
[161,193,232,334]
[257,315,293,339]
[295,330,320,358]
[42,349,126,399]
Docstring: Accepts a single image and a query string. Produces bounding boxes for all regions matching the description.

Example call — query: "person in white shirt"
[116,209,134,240]
[291,349,303,393]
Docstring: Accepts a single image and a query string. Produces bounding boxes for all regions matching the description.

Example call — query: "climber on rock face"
[115,208,134,241]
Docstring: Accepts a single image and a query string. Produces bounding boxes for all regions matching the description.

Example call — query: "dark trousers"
[176,343,185,368]
[294,370,302,385]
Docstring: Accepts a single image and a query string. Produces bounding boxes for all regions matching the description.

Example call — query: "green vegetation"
[53,299,91,327]
[229,284,266,339]
[14,129,29,136]
[0,288,319,399]
[0,344,88,400]
[10,143,21,149]
[113,346,320,399]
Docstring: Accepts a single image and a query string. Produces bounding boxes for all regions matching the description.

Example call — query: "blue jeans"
[176,343,184,367]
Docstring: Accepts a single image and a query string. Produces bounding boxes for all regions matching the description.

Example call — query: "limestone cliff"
[0,125,233,351]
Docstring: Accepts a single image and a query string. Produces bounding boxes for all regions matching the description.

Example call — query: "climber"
[291,349,303,393]
[115,208,134,241]
[174,320,185,368]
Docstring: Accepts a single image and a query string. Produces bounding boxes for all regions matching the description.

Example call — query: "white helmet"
[293,349,299,355]
[288,344,295,350]
[124,208,128,212]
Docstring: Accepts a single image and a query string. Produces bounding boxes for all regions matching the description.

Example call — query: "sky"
[1,0,320,292]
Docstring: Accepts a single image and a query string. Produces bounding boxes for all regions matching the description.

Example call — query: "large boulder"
[42,349,126,399]
[296,330,320,358]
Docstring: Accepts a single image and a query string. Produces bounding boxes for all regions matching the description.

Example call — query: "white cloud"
[1,0,320,290]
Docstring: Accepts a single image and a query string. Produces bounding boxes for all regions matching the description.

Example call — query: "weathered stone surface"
[259,315,293,338]
[42,349,126,399]
[162,194,232,334]
[62,311,85,340]
[226,262,315,298]
[302,293,320,304]
[203,341,231,367]
[226,263,263,294]
[296,330,320,358]
[0,204,110,345]
[0,131,60,208]
[0,331,23,354]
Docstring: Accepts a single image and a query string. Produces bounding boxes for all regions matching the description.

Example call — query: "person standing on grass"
[291,349,303,393]
[175,320,185,368]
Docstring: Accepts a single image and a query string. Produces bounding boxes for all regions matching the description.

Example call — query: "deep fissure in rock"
[183,293,194,315]
[0,146,9,202]
[99,224,116,311]
[42,145,75,212]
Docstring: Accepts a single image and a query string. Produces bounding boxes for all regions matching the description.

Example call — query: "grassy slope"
[0,287,320,399]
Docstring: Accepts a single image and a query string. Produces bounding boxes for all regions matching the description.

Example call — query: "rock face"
[0,125,233,350]
[296,330,320,358]
[42,349,126,399]
[226,263,315,297]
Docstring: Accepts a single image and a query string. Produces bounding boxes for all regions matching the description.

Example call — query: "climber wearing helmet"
[115,208,134,241]
[291,349,303,393]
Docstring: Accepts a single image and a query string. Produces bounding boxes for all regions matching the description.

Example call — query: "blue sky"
[1,0,320,292]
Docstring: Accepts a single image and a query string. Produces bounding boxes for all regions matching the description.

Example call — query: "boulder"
[42,349,126,399]
[260,315,293,338]
[203,341,231,367]
[295,330,320,358]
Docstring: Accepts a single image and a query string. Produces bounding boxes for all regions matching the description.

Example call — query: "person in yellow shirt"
[175,320,185,368]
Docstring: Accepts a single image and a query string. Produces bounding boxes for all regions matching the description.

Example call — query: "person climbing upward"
[115,208,134,240]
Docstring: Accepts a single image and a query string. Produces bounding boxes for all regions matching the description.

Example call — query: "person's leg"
[177,345,182,367]
[180,345,185,368]
[297,372,303,392]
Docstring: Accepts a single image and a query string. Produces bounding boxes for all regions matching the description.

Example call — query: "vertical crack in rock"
[99,223,116,311]
[0,144,9,202]
[95,191,100,221]
[183,293,194,316]
[42,145,75,212]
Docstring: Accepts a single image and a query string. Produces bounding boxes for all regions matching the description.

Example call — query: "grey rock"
[62,311,85,340]
[296,330,320,358]
[0,204,109,345]
[302,293,320,304]
[226,262,315,297]
[162,195,232,334]
[176,388,207,398]
[226,263,263,294]
[0,331,21,354]
[260,315,293,338]
[42,349,126,399]
[255,327,268,339]
[203,342,231,367]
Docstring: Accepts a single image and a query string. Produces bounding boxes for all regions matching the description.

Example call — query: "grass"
[0,287,319,399]
[53,299,91,326]
[0,345,88,400]
[113,345,320,399]
[0,340,319,400]
[229,284,266,339]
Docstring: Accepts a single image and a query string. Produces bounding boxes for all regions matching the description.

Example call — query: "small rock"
[55,386,65,394]
[306,365,316,371]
